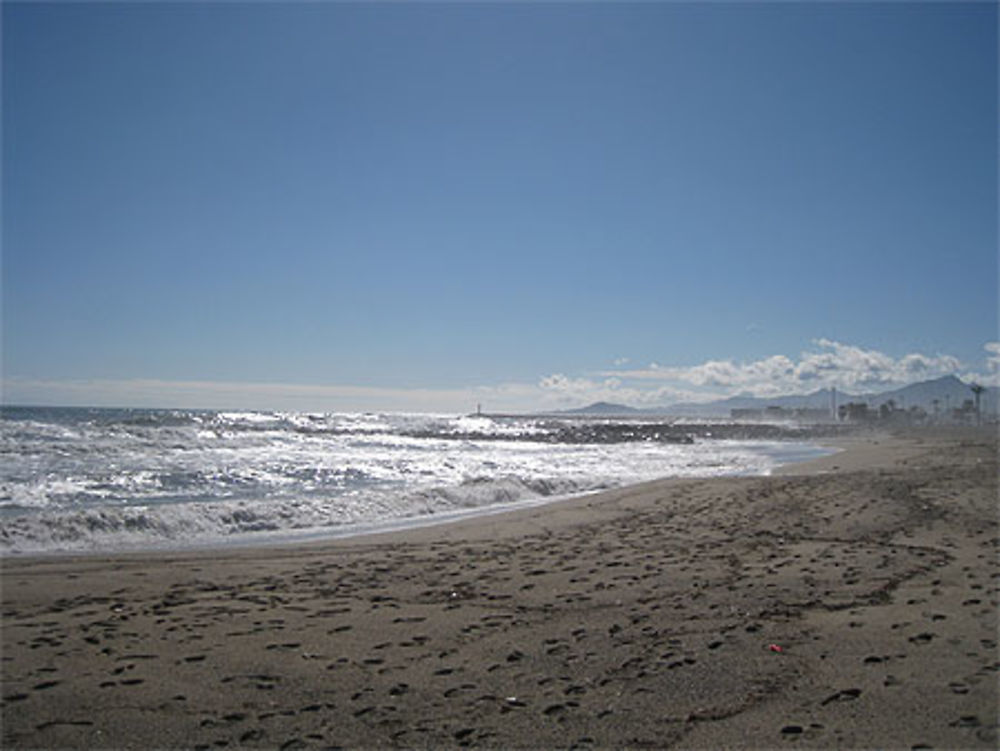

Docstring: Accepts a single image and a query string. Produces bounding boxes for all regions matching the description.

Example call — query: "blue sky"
[3,2,997,412]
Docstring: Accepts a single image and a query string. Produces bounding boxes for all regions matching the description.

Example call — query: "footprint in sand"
[820,688,861,705]
[949,715,981,728]
[36,720,93,731]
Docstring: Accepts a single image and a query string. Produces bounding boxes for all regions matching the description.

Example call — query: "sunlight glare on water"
[0,407,832,554]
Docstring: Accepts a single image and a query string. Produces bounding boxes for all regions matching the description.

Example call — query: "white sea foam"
[0,407,833,554]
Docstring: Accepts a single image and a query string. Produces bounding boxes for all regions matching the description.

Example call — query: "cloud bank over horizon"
[4,340,997,414]
[598,339,989,395]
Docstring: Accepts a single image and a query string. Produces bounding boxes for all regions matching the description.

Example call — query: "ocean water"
[0,407,832,555]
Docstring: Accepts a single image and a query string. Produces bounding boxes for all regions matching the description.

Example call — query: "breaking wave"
[0,407,832,554]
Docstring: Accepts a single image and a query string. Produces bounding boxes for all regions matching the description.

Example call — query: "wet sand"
[2,428,997,749]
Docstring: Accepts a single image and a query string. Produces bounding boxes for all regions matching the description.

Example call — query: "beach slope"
[2,429,996,749]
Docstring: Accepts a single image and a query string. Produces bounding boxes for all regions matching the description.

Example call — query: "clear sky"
[3,2,997,412]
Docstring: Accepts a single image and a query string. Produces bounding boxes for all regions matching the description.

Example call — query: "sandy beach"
[1,428,996,750]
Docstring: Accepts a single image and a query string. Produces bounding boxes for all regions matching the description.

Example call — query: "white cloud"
[985,341,1000,372]
[601,339,972,396]
[959,341,1000,387]
[794,339,959,390]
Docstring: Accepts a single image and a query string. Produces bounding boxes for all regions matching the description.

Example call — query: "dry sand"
[1,428,997,749]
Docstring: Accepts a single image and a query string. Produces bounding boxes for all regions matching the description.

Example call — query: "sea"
[0,406,835,555]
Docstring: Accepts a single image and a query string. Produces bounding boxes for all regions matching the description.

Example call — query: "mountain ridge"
[554,375,998,417]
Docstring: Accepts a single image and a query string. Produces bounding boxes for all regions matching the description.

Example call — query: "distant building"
[838,402,872,422]
[838,400,930,425]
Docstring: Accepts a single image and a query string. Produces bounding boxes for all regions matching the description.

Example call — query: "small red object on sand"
[768,644,784,653]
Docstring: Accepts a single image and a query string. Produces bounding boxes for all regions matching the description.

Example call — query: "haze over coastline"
[2,3,997,414]
[4,340,999,416]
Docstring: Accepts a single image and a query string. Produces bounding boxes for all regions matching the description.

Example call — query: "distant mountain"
[853,375,997,414]
[662,375,998,417]
[650,388,839,418]
[554,401,642,416]
[695,388,840,413]
[553,376,998,419]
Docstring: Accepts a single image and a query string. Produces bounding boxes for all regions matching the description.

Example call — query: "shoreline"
[2,427,996,749]
[0,435,837,561]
